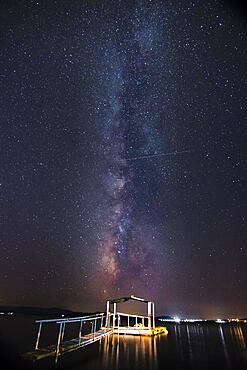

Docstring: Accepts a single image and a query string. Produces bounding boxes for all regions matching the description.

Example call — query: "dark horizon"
[0,1,246,319]
[0,302,247,321]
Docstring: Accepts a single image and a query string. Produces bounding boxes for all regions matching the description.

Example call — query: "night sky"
[0,1,246,319]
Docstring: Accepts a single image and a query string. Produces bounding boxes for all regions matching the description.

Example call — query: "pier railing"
[34,313,106,355]
[106,296,155,330]
[24,296,161,362]
[107,312,150,329]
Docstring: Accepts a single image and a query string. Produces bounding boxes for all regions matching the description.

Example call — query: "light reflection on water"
[0,317,247,370]
[78,323,247,370]
[98,333,158,370]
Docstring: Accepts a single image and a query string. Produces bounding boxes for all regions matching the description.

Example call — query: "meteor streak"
[116,150,190,163]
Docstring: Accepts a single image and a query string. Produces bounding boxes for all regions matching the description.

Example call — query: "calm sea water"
[0,316,247,370]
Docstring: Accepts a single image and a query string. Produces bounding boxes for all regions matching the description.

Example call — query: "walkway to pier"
[24,313,112,361]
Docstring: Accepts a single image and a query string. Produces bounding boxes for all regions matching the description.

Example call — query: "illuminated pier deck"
[23,295,167,362]
[105,295,168,336]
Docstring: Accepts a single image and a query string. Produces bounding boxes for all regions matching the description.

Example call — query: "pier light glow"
[216,319,226,323]
[173,317,181,323]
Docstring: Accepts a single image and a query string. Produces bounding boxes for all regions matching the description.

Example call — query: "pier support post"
[94,319,96,339]
[78,320,83,345]
[152,303,155,328]
[106,301,110,327]
[148,302,152,328]
[56,322,63,356]
[61,322,66,343]
[118,314,120,333]
[35,322,42,350]
[113,303,117,329]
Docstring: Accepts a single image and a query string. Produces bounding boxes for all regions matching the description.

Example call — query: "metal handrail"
[116,312,149,319]
[55,315,104,324]
[35,312,104,324]
[34,313,106,354]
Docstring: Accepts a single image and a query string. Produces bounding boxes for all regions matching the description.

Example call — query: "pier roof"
[108,295,150,304]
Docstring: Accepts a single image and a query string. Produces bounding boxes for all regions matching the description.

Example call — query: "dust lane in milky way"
[88,5,171,298]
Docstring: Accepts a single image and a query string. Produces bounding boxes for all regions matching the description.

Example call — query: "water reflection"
[167,323,247,370]
[1,316,246,370]
[83,324,247,370]
[232,325,246,350]
[219,325,230,369]
[99,334,158,370]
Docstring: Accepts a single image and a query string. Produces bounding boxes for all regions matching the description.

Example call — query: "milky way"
[91,6,169,292]
[0,1,247,317]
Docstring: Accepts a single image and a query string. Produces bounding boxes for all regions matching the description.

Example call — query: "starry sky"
[0,0,246,319]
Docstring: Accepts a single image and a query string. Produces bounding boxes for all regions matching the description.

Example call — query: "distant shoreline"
[0,306,99,317]
[0,307,246,323]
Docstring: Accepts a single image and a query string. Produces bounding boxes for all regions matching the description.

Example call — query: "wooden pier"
[23,295,167,362]
[105,295,167,336]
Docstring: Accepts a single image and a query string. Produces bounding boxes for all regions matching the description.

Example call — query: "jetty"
[105,295,167,335]
[23,295,167,361]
